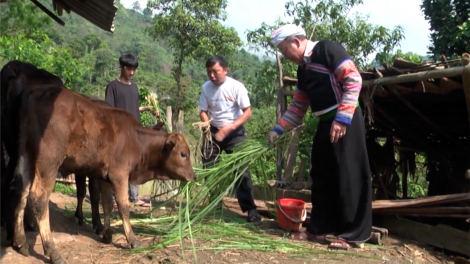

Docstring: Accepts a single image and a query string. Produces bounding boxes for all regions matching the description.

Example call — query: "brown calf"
[74,118,167,235]
[9,79,194,264]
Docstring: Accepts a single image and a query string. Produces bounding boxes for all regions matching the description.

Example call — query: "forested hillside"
[3,0,453,186]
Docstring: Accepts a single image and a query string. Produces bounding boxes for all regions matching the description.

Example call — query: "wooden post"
[275,54,286,182]
[462,63,470,177]
[177,110,184,135]
[166,106,172,133]
[283,126,304,181]
[400,150,408,199]
[296,157,307,182]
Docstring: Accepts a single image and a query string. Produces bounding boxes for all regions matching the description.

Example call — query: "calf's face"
[158,133,195,182]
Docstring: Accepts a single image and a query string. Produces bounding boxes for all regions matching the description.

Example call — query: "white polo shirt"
[199,76,251,128]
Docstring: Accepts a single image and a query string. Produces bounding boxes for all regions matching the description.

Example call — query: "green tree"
[0,33,85,90]
[421,0,470,58]
[83,33,102,53]
[247,0,405,70]
[147,0,242,124]
[0,0,52,37]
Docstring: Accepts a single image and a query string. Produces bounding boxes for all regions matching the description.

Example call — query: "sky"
[121,0,432,56]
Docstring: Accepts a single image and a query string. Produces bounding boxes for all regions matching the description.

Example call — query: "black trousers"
[201,125,257,213]
[307,106,373,243]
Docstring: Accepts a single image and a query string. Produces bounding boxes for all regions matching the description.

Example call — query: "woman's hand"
[330,120,347,143]
[269,131,280,145]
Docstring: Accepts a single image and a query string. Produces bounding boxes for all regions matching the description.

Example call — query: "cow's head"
[153,133,195,182]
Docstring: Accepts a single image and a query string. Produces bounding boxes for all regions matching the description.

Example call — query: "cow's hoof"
[74,212,84,226]
[95,224,104,235]
[101,229,113,244]
[15,242,30,257]
[50,253,66,264]
[131,240,141,249]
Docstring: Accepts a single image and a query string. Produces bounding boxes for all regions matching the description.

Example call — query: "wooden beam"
[388,84,467,151]
[284,90,294,96]
[377,216,470,257]
[362,65,466,87]
[372,193,470,209]
[282,76,297,86]
[440,77,463,92]
[30,0,65,26]
[266,180,312,190]
[375,206,470,215]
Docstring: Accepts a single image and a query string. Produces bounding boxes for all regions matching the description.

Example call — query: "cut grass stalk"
[129,124,377,262]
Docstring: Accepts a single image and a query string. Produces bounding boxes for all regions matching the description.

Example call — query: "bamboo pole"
[362,65,466,87]
[282,66,467,95]
[275,54,286,182]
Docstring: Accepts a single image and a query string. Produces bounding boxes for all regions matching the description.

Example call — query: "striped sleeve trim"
[272,88,310,134]
[333,59,362,125]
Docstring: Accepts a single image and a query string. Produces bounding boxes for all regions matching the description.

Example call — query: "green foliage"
[53,182,76,195]
[421,0,470,58]
[378,49,424,66]
[0,0,52,37]
[246,0,405,70]
[0,33,85,90]
[147,0,243,114]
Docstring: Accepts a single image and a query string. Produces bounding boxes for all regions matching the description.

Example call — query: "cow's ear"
[164,137,177,150]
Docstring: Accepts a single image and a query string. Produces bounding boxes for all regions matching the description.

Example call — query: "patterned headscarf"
[270,24,306,47]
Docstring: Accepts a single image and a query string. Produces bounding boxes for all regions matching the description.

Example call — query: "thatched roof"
[282,54,470,155]
[0,0,118,32]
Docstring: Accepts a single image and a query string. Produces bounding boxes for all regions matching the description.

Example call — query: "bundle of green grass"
[134,96,373,261]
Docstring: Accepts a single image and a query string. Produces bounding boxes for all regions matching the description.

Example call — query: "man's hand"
[215,124,234,141]
[330,120,347,143]
[151,110,160,117]
[269,131,280,145]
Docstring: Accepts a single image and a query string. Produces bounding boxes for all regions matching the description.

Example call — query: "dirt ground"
[0,192,457,264]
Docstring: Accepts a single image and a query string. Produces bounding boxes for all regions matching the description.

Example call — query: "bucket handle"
[276,203,307,224]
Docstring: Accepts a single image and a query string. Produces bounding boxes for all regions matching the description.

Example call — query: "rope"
[191,119,221,162]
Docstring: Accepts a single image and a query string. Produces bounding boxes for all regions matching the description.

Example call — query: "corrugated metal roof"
[53,0,118,33]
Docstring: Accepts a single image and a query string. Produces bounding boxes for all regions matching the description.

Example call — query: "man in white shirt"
[199,55,261,222]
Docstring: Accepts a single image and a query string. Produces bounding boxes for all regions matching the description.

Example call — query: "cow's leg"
[113,178,140,248]
[23,199,38,231]
[29,170,64,264]
[11,155,33,257]
[99,180,114,244]
[74,173,86,225]
[4,151,18,241]
[88,177,103,234]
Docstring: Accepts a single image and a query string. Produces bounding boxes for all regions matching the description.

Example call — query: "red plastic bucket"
[276,198,307,232]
